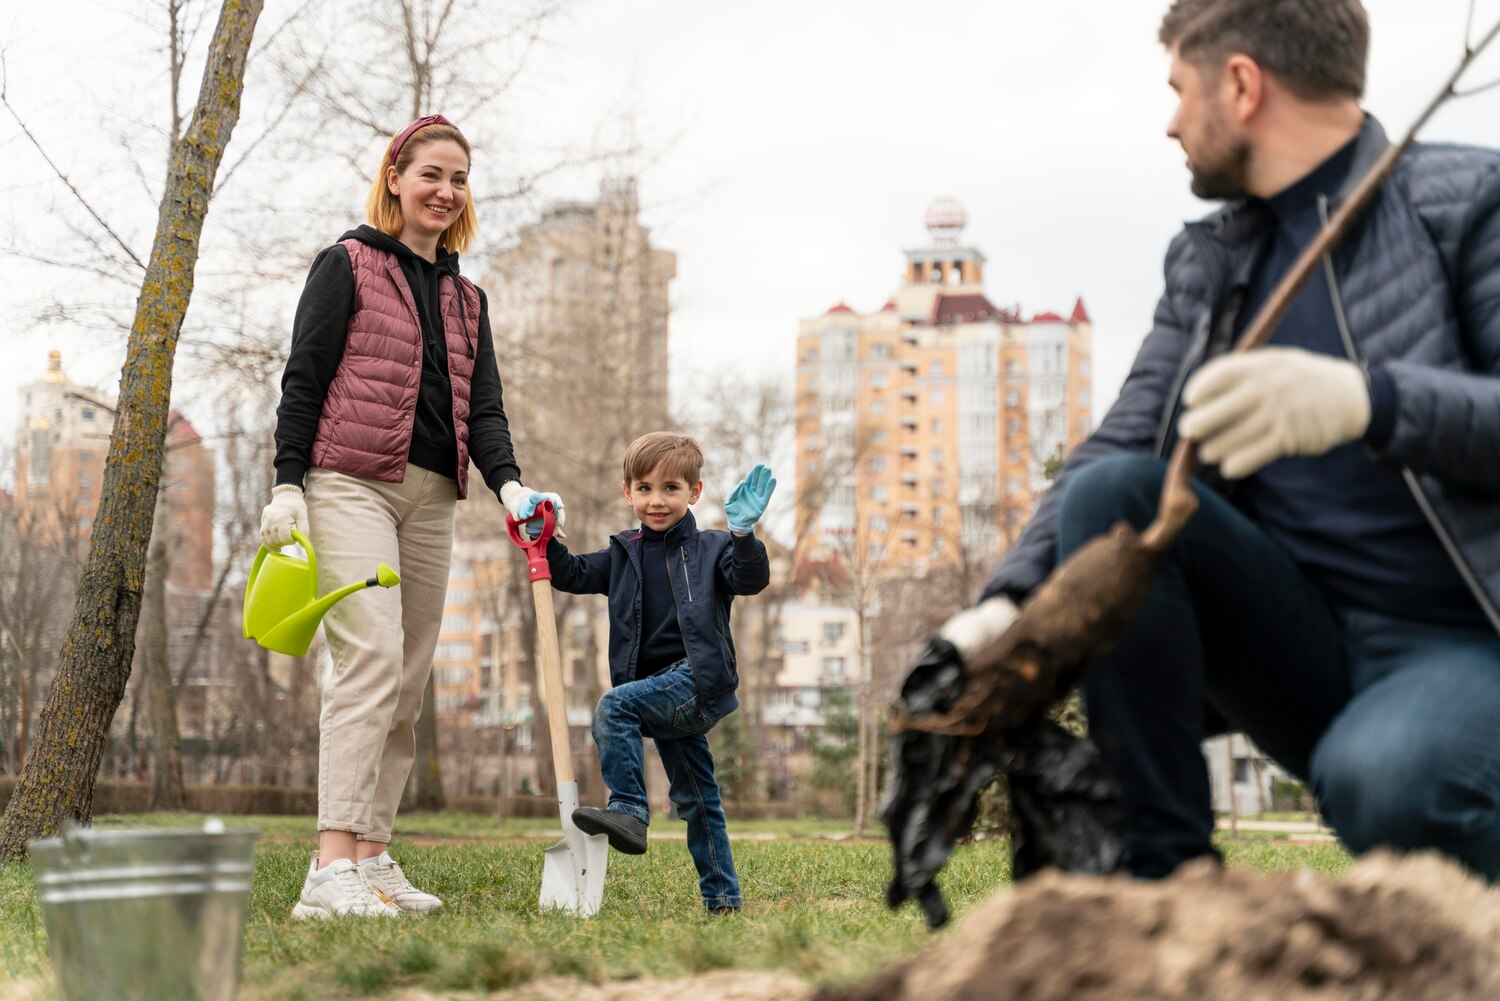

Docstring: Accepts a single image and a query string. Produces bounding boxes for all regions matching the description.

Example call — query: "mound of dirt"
[818,851,1500,1001]
[400,851,1500,1001]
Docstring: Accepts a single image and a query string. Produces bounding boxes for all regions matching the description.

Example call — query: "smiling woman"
[261,114,566,920]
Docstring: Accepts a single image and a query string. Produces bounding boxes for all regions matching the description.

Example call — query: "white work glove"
[259,484,308,549]
[939,595,1021,663]
[499,480,566,536]
[1178,347,1371,480]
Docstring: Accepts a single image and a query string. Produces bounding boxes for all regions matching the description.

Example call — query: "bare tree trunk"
[1225,733,1240,839]
[853,606,871,836]
[143,493,185,810]
[0,0,264,860]
[411,674,446,810]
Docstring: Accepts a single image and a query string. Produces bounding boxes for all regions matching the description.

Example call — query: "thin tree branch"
[0,53,147,271]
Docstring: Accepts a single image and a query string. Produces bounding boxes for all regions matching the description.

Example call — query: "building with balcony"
[795,200,1093,577]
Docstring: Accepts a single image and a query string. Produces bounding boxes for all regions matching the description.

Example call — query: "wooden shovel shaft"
[529,579,575,786]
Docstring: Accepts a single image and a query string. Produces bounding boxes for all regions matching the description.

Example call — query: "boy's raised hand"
[724,463,777,535]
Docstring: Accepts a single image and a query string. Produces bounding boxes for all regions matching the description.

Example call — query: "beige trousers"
[305,464,457,842]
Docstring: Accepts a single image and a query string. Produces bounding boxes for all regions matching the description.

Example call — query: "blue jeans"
[1058,454,1500,881]
[591,659,742,909]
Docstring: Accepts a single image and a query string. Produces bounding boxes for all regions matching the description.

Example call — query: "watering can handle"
[288,528,315,585]
[506,500,556,583]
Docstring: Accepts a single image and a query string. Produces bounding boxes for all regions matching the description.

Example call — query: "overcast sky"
[3,0,1499,459]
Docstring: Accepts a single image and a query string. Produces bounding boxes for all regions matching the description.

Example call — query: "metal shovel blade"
[539,782,610,917]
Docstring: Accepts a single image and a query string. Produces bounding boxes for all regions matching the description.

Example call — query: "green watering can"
[242,529,400,656]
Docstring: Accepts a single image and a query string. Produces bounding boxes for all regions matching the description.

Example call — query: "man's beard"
[1187,120,1252,201]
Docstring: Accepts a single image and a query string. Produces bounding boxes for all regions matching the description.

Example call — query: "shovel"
[507,501,610,917]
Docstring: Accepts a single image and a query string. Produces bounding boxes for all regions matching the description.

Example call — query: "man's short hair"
[623,432,704,485]
[1160,0,1369,101]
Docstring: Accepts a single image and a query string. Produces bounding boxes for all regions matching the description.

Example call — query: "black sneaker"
[572,807,649,855]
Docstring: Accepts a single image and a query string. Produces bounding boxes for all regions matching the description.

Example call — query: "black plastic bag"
[881,638,1126,929]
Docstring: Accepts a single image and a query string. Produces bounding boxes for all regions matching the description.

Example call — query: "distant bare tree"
[0,0,264,860]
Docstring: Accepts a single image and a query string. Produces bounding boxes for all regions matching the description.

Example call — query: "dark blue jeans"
[591,659,742,909]
[1059,454,1500,881]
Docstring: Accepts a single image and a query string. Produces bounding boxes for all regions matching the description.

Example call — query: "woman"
[261,114,560,918]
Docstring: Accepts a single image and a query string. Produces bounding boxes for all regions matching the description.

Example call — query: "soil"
[430,850,1500,1001]
[817,851,1500,1001]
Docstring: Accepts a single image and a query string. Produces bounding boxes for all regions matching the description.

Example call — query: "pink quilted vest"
[309,239,481,498]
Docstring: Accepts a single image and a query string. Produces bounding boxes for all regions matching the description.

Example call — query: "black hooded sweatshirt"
[273,225,521,497]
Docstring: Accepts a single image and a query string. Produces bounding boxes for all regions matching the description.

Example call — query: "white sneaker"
[290,855,402,919]
[360,851,444,914]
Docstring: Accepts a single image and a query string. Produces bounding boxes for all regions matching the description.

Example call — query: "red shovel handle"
[506,499,556,582]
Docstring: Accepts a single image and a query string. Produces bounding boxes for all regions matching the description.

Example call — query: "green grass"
[0,811,1352,1000]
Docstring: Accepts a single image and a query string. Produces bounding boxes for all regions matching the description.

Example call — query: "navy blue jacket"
[984,116,1500,635]
[545,510,770,723]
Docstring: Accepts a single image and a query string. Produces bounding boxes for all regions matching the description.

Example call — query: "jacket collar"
[617,508,698,547]
[1186,113,1390,250]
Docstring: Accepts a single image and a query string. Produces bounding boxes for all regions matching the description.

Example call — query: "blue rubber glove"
[724,464,776,535]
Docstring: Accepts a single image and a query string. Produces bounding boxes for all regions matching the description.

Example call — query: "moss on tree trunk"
[0,0,265,861]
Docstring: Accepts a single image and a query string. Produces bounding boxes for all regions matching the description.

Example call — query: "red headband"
[388,114,457,165]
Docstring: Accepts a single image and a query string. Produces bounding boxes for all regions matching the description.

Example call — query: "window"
[81,408,94,421]
[930,360,945,376]
[821,657,847,682]
[869,400,887,416]
[869,371,888,389]
[783,639,810,655]
[931,419,943,434]
[868,542,887,560]
[1233,758,1253,784]
[870,515,888,533]
[441,613,473,634]
[932,507,944,526]
[434,666,471,687]
[930,389,945,406]
[822,621,846,644]
[931,449,944,468]
[866,457,887,474]
[1005,389,1021,408]
[434,640,474,662]
[871,485,888,502]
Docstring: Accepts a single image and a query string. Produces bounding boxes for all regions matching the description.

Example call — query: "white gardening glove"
[1178,347,1370,479]
[939,595,1021,664]
[499,480,566,537]
[259,484,308,549]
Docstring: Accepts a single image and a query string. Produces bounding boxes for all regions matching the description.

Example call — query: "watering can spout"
[242,529,400,657]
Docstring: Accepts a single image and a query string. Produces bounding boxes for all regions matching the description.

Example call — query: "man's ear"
[689,480,703,505]
[1222,53,1264,124]
[621,481,632,505]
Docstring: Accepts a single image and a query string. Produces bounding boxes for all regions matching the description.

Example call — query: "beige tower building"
[795,200,1093,577]
[14,351,216,589]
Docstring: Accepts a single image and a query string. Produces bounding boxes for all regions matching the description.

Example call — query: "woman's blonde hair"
[365,122,478,253]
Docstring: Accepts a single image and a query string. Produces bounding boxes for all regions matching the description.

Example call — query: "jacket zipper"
[1317,195,1500,635]
[1155,226,1225,456]
[668,541,697,695]
[680,548,693,602]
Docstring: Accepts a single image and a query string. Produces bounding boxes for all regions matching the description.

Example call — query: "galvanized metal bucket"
[29,818,258,1001]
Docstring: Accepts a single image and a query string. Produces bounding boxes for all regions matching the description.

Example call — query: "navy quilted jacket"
[544,510,770,723]
[984,117,1500,634]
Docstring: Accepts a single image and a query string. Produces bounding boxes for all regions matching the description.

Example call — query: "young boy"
[542,432,774,913]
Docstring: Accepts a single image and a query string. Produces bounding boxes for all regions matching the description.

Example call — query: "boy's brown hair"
[622,432,704,485]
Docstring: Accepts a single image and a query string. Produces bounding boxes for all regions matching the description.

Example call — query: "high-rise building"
[795,200,1093,576]
[14,351,215,589]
